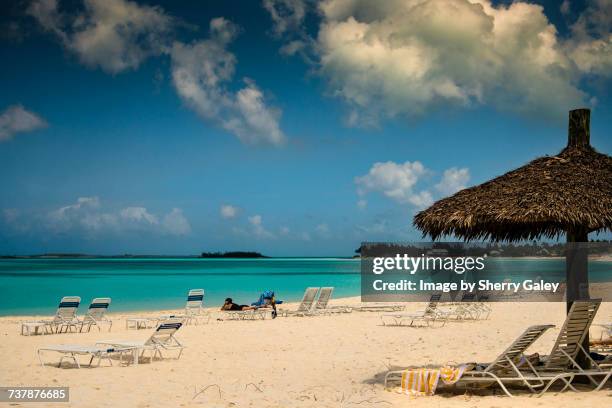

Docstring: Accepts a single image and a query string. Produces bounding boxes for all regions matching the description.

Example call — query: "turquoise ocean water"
[0,258,361,315]
[0,258,610,315]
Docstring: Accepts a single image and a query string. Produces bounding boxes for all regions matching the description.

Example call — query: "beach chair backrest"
[316,287,334,309]
[87,297,111,320]
[298,287,320,312]
[185,289,204,311]
[55,296,80,321]
[544,299,601,370]
[485,324,555,372]
[147,319,183,345]
[424,293,441,315]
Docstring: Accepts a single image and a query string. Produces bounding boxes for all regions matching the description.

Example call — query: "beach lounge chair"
[183,289,210,324]
[380,293,448,327]
[386,299,611,397]
[590,323,612,354]
[159,289,210,325]
[313,287,352,314]
[97,319,185,363]
[384,324,555,396]
[126,317,160,330]
[517,299,612,395]
[79,297,112,332]
[221,308,271,320]
[37,344,137,368]
[438,293,481,320]
[279,287,320,317]
[21,296,81,335]
[354,303,405,312]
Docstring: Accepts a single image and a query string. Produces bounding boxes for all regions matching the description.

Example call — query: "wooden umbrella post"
[565,108,592,369]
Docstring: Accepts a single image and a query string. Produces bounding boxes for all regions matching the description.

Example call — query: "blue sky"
[0,0,610,256]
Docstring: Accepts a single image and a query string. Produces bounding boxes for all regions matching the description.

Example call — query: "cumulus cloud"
[263,0,307,36]
[315,223,331,238]
[316,0,596,123]
[247,214,275,238]
[162,208,191,236]
[44,197,190,236]
[27,1,288,145]
[355,161,471,208]
[565,0,612,76]
[27,0,174,74]
[120,207,158,224]
[220,204,239,219]
[171,18,286,145]
[0,105,47,142]
[355,161,433,208]
[435,167,470,195]
[264,0,610,123]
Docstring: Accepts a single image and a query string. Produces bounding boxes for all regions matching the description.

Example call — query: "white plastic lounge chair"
[385,324,555,396]
[313,287,352,314]
[380,293,448,327]
[125,317,159,330]
[279,287,320,317]
[386,299,611,397]
[22,296,81,335]
[183,289,210,324]
[354,303,405,312]
[591,323,612,354]
[79,298,112,332]
[37,344,137,368]
[97,319,185,363]
[221,308,271,320]
[437,293,481,320]
[517,299,612,395]
[158,289,210,325]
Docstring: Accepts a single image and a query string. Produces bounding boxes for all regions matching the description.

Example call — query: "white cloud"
[355,161,433,208]
[435,167,470,196]
[220,204,239,219]
[560,0,571,15]
[279,226,291,235]
[316,0,596,122]
[170,18,286,145]
[356,199,367,209]
[565,0,612,76]
[162,208,191,236]
[355,162,472,207]
[43,197,190,236]
[315,223,331,238]
[264,0,612,124]
[263,0,307,36]
[120,207,158,224]
[0,105,47,142]
[28,0,174,74]
[247,214,275,238]
[28,2,288,145]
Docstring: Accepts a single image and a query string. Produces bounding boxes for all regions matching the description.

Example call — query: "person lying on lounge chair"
[220,298,256,311]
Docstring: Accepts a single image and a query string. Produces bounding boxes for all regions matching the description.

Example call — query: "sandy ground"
[0,298,611,408]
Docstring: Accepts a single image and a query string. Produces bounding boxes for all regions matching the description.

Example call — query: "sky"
[0,0,610,256]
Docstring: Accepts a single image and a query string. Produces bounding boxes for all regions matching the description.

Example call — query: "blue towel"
[251,291,283,306]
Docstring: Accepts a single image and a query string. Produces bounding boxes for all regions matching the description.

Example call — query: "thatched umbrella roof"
[414,109,612,242]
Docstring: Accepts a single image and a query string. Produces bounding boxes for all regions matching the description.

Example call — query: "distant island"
[200,251,268,258]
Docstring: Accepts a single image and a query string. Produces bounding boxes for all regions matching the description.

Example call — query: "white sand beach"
[1,298,610,408]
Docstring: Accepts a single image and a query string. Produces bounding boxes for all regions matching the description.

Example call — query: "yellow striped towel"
[398,365,467,396]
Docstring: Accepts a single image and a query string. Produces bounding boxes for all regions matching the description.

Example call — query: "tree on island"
[200,251,267,258]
